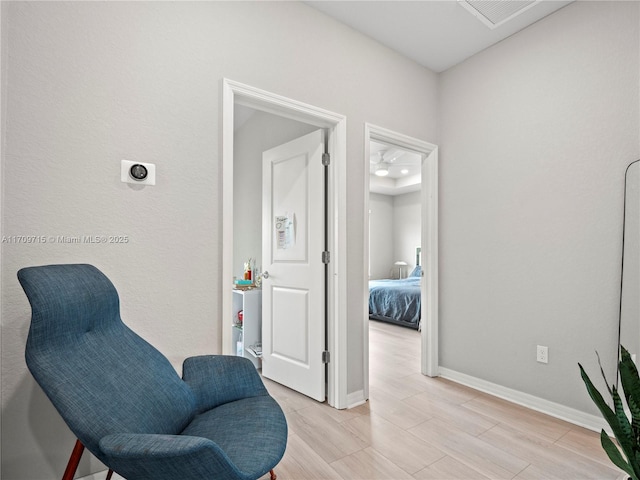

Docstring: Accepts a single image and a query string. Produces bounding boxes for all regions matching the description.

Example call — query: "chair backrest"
[18,264,196,462]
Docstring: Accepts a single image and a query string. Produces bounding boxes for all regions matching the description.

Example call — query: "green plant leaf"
[601,430,637,480]
[581,364,617,423]
[630,398,640,477]
[580,364,634,455]
[633,449,640,480]
[620,347,640,412]
[629,395,640,439]
[619,347,640,455]
[597,350,614,396]
[634,450,640,479]
[581,348,640,480]
[613,387,636,453]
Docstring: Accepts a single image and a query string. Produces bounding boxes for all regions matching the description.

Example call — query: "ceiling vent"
[459,1,539,29]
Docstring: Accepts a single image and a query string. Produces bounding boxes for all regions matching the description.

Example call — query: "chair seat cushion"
[180,395,287,479]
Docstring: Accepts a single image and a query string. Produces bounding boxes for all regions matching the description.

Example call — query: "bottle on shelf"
[236,331,243,357]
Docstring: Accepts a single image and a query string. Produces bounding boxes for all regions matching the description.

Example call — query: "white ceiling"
[305,0,573,72]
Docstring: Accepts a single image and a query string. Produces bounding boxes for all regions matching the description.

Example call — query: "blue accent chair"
[18,264,287,480]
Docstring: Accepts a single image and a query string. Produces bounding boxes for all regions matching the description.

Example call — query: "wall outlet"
[536,345,548,364]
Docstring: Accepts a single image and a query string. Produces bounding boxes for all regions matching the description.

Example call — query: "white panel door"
[262,129,326,402]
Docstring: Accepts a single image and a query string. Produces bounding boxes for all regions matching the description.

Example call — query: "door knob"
[262,271,270,279]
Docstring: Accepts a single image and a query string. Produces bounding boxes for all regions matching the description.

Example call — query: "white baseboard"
[346,389,367,409]
[439,367,608,433]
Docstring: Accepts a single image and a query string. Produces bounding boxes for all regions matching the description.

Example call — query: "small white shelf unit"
[232,289,262,368]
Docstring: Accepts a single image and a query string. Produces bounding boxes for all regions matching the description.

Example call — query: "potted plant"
[579,346,640,480]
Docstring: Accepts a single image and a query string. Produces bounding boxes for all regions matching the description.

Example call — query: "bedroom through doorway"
[368,139,423,388]
[362,124,439,402]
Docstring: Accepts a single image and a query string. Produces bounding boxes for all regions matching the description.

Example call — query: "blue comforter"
[368,277,421,327]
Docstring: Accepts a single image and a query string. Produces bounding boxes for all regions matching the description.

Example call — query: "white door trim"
[222,79,348,408]
[363,124,439,400]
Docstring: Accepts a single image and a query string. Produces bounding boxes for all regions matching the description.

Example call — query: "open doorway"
[233,107,326,400]
[363,124,438,401]
[222,79,348,408]
[367,139,423,396]
[368,140,423,325]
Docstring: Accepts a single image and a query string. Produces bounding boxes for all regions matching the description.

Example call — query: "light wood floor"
[259,320,623,480]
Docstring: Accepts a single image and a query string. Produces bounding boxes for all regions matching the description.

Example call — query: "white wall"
[368,191,421,279]
[368,193,394,279]
[393,190,421,274]
[0,2,438,478]
[438,0,639,415]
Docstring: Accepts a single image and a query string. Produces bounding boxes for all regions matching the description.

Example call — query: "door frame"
[221,79,348,408]
[363,123,439,400]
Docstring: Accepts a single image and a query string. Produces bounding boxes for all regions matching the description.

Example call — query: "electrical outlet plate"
[536,345,548,364]
[121,160,156,186]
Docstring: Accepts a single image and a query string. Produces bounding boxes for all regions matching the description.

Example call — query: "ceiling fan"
[370,148,411,177]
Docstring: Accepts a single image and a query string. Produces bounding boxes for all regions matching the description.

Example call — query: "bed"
[368,265,422,329]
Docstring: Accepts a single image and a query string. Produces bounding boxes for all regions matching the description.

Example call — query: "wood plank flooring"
[110,321,622,480]
[259,320,624,480]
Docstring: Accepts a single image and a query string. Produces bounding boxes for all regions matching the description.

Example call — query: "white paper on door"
[275,213,294,250]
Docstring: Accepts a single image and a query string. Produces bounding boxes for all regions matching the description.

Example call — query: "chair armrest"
[182,355,268,413]
[100,432,219,458]
[100,433,243,480]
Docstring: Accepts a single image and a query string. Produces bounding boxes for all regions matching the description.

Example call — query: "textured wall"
[368,191,421,280]
[368,193,394,279]
[1,2,438,478]
[393,191,421,272]
[439,0,639,414]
